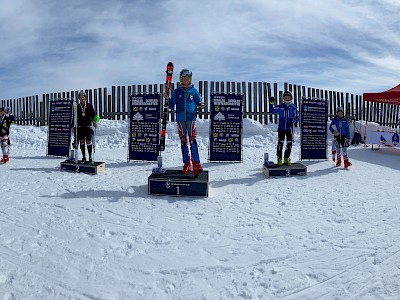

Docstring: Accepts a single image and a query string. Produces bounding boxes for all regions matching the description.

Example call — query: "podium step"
[60,161,106,175]
[148,169,209,197]
[262,162,307,177]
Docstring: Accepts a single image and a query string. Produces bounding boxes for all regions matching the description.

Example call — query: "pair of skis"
[159,62,174,152]
[153,62,173,174]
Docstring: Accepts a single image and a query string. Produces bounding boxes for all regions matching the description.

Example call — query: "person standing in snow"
[163,68,205,175]
[329,107,352,168]
[269,91,299,166]
[0,107,15,163]
[75,91,97,163]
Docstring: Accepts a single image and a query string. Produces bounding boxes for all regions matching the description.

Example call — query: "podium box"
[263,163,307,177]
[60,161,106,175]
[148,169,209,197]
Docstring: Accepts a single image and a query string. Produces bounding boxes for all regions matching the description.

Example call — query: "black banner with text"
[128,93,161,161]
[209,93,243,162]
[300,97,328,160]
[47,98,73,157]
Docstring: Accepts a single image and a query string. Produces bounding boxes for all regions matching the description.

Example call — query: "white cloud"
[1,0,400,99]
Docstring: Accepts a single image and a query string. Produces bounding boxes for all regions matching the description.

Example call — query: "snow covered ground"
[1,119,400,300]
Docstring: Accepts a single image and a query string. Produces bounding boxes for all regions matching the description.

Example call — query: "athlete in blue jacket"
[167,68,205,175]
[269,91,299,166]
[329,107,352,168]
[0,107,15,163]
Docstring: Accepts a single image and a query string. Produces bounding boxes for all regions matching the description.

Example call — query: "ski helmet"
[180,69,192,83]
[79,90,86,98]
[283,91,292,100]
[4,107,11,114]
[336,106,344,113]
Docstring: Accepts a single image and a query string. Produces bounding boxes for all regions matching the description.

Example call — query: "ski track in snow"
[0,119,400,299]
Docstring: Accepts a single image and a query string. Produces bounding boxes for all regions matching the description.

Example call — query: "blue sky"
[1,0,400,99]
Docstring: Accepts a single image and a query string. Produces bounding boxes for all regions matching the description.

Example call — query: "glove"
[163,91,170,99]
[333,131,339,136]
[269,96,276,105]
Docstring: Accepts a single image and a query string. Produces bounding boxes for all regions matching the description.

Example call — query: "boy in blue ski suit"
[166,68,205,175]
[269,91,299,166]
[0,107,15,163]
[329,107,352,168]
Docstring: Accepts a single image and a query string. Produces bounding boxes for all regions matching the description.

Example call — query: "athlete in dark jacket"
[0,107,15,163]
[75,91,97,162]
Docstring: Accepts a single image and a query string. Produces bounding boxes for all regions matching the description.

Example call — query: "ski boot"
[336,156,341,167]
[284,157,291,166]
[344,158,352,168]
[0,155,9,163]
[332,150,336,162]
[192,162,203,176]
[182,162,191,174]
[277,157,282,166]
[79,157,87,163]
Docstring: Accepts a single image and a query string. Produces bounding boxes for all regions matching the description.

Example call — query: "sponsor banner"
[209,93,243,162]
[366,131,400,147]
[47,98,73,157]
[300,97,328,160]
[129,93,161,161]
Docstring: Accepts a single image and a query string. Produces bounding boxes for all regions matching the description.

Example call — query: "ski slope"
[1,119,400,300]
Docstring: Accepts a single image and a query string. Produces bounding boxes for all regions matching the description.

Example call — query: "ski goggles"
[180,69,192,77]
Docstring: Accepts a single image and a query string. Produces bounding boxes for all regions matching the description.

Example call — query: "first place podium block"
[60,160,106,175]
[148,169,209,197]
[262,162,307,178]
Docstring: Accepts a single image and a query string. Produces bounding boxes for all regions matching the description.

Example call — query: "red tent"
[363,84,400,105]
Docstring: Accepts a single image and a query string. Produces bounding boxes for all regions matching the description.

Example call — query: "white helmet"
[79,90,86,98]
